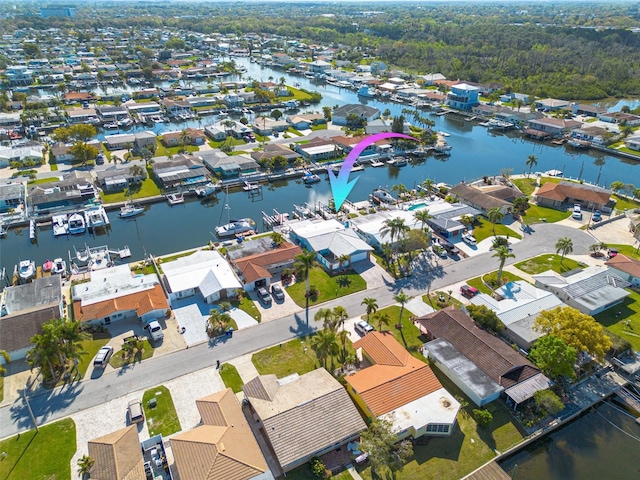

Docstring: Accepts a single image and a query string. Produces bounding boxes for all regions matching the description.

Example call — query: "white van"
[146,320,164,342]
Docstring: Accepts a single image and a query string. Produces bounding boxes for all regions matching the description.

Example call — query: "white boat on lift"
[166,192,184,205]
[85,206,109,229]
[242,181,261,192]
[51,257,67,276]
[215,218,256,238]
[302,171,321,184]
[68,213,86,235]
[196,182,219,197]
[18,259,36,282]
[372,188,397,205]
[52,214,69,236]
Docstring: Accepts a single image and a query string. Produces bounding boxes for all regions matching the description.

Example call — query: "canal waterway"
[3,57,639,276]
[499,401,640,479]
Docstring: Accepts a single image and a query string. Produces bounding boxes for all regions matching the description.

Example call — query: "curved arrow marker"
[329,132,418,212]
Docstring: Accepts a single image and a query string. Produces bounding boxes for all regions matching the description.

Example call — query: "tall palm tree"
[337,330,350,362]
[413,210,431,234]
[492,245,515,285]
[294,250,317,321]
[380,217,410,253]
[179,129,190,152]
[310,329,339,369]
[374,312,391,332]
[393,290,411,328]
[361,297,378,323]
[332,306,348,332]
[525,154,538,177]
[487,207,505,236]
[556,237,574,264]
[314,308,334,330]
[421,178,435,195]
[77,454,94,479]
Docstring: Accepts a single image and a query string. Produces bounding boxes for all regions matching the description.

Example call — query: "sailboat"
[215,187,256,238]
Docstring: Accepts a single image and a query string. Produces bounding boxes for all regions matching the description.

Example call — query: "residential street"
[0,222,596,439]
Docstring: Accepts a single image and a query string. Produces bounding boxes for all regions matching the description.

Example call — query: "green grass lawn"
[605,244,640,260]
[366,305,425,358]
[252,336,322,378]
[0,418,76,480]
[286,267,367,307]
[423,291,463,310]
[520,204,571,225]
[100,177,162,203]
[311,123,328,131]
[219,363,244,393]
[515,254,582,275]
[154,142,200,157]
[513,177,537,196]
[595,289,640,352]
[0,377,3,403]
[142,385,182,437]
[109,339,155,368]
[612,194,640,213]
[286,87,315,102]
[27,177,57,186]
[467,271,525,295]
[358,366,524,480]
[158,249,198,264]
[77,333,111,378]
[208,137,247,148]
[472,217,522,243]
[233,296,261,322]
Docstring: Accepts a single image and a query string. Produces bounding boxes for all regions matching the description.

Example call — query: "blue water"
[408,203,428,211]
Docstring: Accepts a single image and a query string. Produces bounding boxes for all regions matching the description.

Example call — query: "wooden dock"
[463,461,511,480]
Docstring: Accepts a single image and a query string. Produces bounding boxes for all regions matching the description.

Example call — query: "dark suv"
[439,239,460,255]
[257,287,272,305]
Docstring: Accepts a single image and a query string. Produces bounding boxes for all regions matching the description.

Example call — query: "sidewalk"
[227,353,260,383]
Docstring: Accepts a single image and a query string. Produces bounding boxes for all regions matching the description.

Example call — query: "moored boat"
[215,218,256,238]
[52,214,69,236]
[387,156,408,167]
[372,188,397,204]
[18,259,36,281]
[166,192,184,205]
[85,206,108,229]
[357,86,376,98]
[302,171,321,184]
[196,182,219,197]
[51,257,67,276]
[242,181,261,192]
[68,213,86,235]
[119,200,145,218]
[43,259,53,272]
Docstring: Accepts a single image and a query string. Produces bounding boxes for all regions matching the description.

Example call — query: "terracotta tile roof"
[233,242,301,284]
[172,389,269,480]
[73,284,168,322]
[88,425,145,480]
[605,254,640,278]
[417,307,538,388]
[346,332,443,416]
[535,181,611,205]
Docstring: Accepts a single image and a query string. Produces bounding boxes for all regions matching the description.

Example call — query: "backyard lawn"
[142,385,182,437]
[595,289,640,352]
[100,177,161,203]
[286,267,366,307]
[154,143,200,157]
[467,271,526,295]
[471,217,522,243]
[515,254,582,275]
[109,338,155,368]
[0,419,76,480]
[367,305,424,358]
[233,296,261,322]
[512,177,537,196]
[252,336,322,378]
[219,363,244,393]
[611,194,640,213]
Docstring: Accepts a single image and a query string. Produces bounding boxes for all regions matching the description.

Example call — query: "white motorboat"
[0,222,6,238]
[119,200,145,218]
[103,122,118,129]
[18,259,36,281]
[196,182,219,197]
[166,192,184,205]
[351,162,365,172]
[52,214,69,236]
[85,206,108,229]
[68,213,86,235]
[215,218,256,238]
[357,86,376,98]
[387,156,408,167]
[372,188,397,205]
[302,171,321,184]
[242,181,261,192]
[51,257,67,276]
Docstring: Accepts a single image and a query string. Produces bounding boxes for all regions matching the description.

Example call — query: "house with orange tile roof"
[72,265,168,326]
[534,181,612,212]
[171,388,273,480]
[605,254,640,286]
[345,331,459,440]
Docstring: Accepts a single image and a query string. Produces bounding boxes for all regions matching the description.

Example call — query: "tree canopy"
[359,418,413,477]
[529,334,577,380]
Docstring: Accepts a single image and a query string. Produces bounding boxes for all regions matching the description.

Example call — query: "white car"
[145,320,164,342]
[354,320,374,336]
[572,205,582,220]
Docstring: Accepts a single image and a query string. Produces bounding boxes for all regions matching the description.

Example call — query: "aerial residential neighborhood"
[0,2,640,480]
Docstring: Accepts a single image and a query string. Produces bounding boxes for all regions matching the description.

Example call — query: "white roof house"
[349,209,422,250]
[162,250,242,304]
[470,281,566,349]
[533,265,630,316]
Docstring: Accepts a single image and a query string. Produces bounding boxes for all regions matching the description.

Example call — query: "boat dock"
[261,209,289,230]
[614,386,640,415]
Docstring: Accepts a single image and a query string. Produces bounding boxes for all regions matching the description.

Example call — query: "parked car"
[608,248,618,258]
[440,238,460,255]
[93,345,114,368]
[572,204,582,220]
[95,154,105,165]
[271,284,285,302]
[460,285,479,298]
[257,287,272,305]
[592,210,602,222]
[145,320,164,342]
[462,233,477,246]
[354,320,374,336]
[128,400,144,424]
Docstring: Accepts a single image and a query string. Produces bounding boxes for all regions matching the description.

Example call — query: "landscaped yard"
[109,338,155,368]
[100,177,161,203]
[0,419,76,480]
[367,305,424,358]
[142,385,182,437]
[467,271,526,295]
[605,244,640,260]
[233,295,261,322]
[595,289,640,352]
[252,336,322,378]
[219,363,244,393]
[512,177,537,196]
[611,194,640,213]
[154,142,200,157]
[208,137,247,149]
[471,217,522,243]
[520,204,571,225]
[311,123,328,131]
[77,333,111,378]
[515,254,582,275]
[422,291,464,310]
[286,267,367,307]
[357,366,524,480]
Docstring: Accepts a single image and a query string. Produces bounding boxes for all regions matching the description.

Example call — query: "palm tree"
[294,250,317,321]
[310,329,339,368]
[413,209,432,233]
[270,231,285,246]
[361,297,378,323]
[77,454,94,479]
[208,309,233,336]
[487,207,505,236]
[179,129,190,152]
[337,330,350,362]
[393,290,411,328]
[124,142,134,161]
[337,254,351,271]
[421,178,435,195]
[556,237,573,264]
[129,164,145,179]
[374,312,391,332]
[0,350,11,376]
[492,245,515,285]
[332,306,348,332]
[314,308,334,330]
[380,217,410,253]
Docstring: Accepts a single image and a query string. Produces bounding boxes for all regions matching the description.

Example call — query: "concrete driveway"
[248,282,302,322]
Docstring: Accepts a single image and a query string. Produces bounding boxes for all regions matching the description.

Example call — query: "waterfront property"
[345,331,460,439]
[72,265,168,326]
[161,128,206,147]
[449,182,515,217]
[96,164,147,193]
[349,210,424,250]
[0,181,25,214]
[199,150,260,178]
[418,307,550,408]
[251,143,301,165]
[171,388,272,480]
[534,181,613,212]
[103,131,157,151]
[87,425,146,480]
[446,83,480,111]
[0,145,43,167]
[151,155,211,190]
[161,250,242,304]
[28,171,98,216]
[331,104,380,126]
[242,368,366,474]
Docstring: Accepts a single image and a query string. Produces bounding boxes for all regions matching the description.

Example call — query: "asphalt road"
[0,222,595,439]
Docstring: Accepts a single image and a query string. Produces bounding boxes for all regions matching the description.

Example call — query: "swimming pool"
[408,202,428,211]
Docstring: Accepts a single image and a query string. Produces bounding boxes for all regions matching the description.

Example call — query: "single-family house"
[449,183,513,217]
[598,111,640,126]
[470,281,566,349]
[242,368,366,474]
[446,83,479,111]
[534,181,612,212]
[223,94,244,107]
[171,389,273,480]
[349,210,423,250]
[61,91,94,104]
[420,201,481,239]
[572,125,609,146]
[308,60,331,74]
[251,143,301,165]
[524,118,582,139]
[133,88,159,100]
[103,131,157,151]
[420,73,447,85]
[532,266,631,316]
[0,275,63,362]
[87,426,145,480]
[28,171,97,214]
[332,104,380,126]
[253,117,289,135]
[0,145,43,168]
[535,98,571,111]
[199,150,260,178]
[227,239,301,291]
[286,113,325,130]
[97,105,130,122]
[161,250,242,304]
[50,142,74,163]
[72,265,169,325]
[365,118,411,135]
[295,137,342,162]
[66,107,99,124]
[152,155,210,190]
[417,307,551,408]
[125,101,162,116]
[572,104,607,117]
[161,98,192,117]
[95,164,147,192]
[205,120,252,140]
[605,254,640,287]
[160,128,206,147]
[345,332,460,439]
[0,181,25,214]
